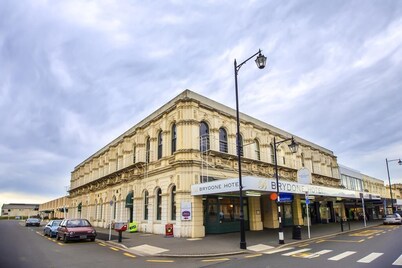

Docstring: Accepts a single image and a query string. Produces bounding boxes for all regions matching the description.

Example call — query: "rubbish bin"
[292,225,302,240]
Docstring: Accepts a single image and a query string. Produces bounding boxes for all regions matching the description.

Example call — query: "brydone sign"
[191,176,380,200]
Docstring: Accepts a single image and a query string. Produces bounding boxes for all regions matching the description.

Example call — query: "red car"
[56,219,97,243]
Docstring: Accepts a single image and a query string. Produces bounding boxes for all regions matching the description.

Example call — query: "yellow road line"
[57,242,64,246]
[146,260,174,263]
[315,240,325,244]
[298,243,310,247]
[245,254,262,258]
[109,247,119,251]
[123,253,136,258]
[322,239,365,243]
[201,258,230,262]
[368,236,374,239]
[98,243,106,247]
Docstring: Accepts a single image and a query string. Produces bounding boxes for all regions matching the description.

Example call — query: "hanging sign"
[297,167,312,184]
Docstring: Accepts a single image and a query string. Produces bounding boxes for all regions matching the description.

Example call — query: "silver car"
[383,214,402,225]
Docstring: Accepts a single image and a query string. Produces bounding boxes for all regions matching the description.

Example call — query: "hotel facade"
[67,90,380,238]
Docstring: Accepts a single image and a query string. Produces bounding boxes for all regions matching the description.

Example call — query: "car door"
[58,220,67,238]
[44,222,52,235]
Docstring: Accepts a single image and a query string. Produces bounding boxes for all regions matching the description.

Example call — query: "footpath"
[95,219,383,257]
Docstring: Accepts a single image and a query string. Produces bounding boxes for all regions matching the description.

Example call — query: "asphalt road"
[1,220,401,268]
[204,224,402,268]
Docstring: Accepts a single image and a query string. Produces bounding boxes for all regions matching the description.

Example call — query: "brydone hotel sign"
[191,176,380,200]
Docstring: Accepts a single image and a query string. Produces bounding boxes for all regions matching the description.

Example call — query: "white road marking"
[305,249,332,259]
[129,244,169,255]
[248,244,274,252]
[357,252,383,263]
[328,251,356,261]
[392,254,402,266]
[263,247,294,254]
[282,248,311,256]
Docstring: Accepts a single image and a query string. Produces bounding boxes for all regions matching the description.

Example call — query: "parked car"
[25,218,41,227]
[43,220,62,237]
[56,219,97,243]
[383,213,402,225]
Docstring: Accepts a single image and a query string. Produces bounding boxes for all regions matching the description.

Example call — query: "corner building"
[70,90,344,238]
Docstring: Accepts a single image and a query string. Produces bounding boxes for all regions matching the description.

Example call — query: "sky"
[1,0,402,209]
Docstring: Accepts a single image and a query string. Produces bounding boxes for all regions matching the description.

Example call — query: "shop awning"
[191,176,381,200]
[125,191,133,208]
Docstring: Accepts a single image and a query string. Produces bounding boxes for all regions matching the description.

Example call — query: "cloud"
[0,0,402,206]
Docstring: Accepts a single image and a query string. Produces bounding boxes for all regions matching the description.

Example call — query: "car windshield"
[385,215,395,218]
[52,220,62,226]
[66,219,91,227]
[28,218,39,222]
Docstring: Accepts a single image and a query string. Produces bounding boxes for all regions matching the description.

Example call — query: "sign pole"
[305,192,310,239]
[360,193,366,227]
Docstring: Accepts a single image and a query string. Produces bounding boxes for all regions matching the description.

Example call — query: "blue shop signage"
[279,193,293,202]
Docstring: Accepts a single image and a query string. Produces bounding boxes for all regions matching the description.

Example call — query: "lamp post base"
[240,241,247,249]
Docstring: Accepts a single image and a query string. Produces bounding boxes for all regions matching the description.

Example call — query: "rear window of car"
[66,219,91,227]
[386,215,395,218]
[52,221,62,226]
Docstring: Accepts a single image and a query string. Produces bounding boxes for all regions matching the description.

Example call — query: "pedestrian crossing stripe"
[328,251,356,261]
[250,245,402,265]
[282,248,311,256]
[357,252,383,263]
[392,254,402,266]
[263,247,295,254]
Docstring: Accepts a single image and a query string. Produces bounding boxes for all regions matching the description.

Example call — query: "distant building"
[39,196,70,219]
[1,203,39,218]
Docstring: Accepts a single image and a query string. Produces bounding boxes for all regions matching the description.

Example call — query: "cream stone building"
[1,203,39,218]
[39,196,70,219]
[68,90,379,238]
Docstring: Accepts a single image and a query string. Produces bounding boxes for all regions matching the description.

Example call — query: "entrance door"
[281,203,293,226]
[203,196,249,234]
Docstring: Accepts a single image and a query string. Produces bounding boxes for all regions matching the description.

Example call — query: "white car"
[383,214,402,225]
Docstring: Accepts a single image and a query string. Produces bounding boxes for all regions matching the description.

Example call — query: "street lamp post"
[273,136,298,244]
[234,49,267,249]
[385,158,402,213]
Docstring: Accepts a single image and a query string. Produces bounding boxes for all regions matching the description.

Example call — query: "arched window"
[143,191,149,220]
[156,188,162,221]
[133,144,136,163]
[254,139,260,160]
[171,185,176,221]
[171,124,177,154]
[146,137,150,163]
[200,122,210,152]
[99,198,103,220]
[112,196,117,220]
[270,143,275,164]
[95,199,98,220]
[157,130,163,160]
[237,133,244,157]
[219,128,228,153]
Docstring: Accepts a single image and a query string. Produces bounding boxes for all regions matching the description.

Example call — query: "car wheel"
[90,238,95,242]
[56,234,60,241]
[63,235,68,243]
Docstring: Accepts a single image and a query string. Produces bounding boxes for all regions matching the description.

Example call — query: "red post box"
[114,222,127,242]
[165,223,174,237]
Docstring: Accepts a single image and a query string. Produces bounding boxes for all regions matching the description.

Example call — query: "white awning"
[191,176,381,200]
